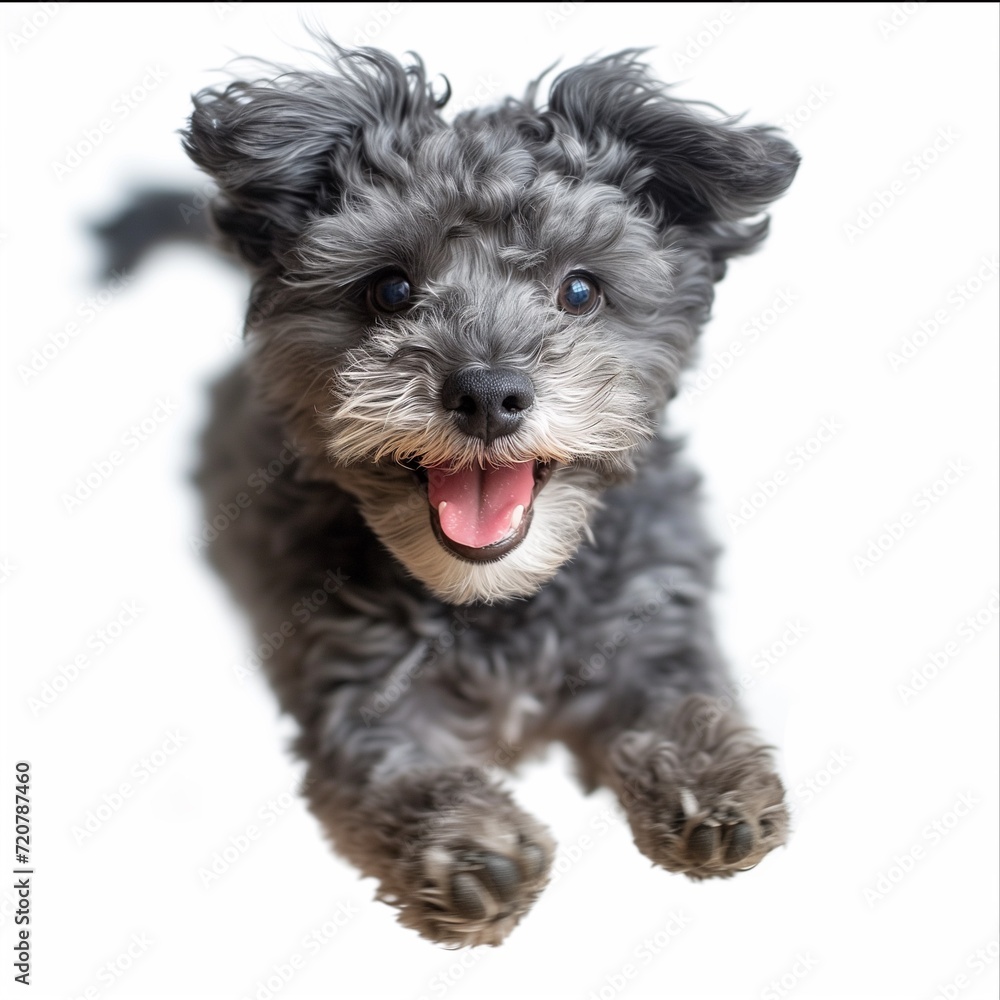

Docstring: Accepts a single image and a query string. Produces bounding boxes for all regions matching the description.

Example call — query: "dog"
[145,39,799,947]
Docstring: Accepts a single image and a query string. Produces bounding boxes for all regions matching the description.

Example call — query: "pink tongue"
[427,461,535,548]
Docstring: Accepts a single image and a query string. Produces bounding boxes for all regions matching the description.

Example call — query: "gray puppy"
[181,42,798,947]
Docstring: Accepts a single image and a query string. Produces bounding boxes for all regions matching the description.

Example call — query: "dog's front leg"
[295,679,553,948]
[606,692,789,878]
[563,673,788,879]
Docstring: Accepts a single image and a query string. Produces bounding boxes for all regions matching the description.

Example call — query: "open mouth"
[409,460,554,563]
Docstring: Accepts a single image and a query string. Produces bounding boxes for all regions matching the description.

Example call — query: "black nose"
[441,367,535,443]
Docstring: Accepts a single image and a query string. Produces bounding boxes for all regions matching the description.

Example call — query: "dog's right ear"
[539,51,799,274]
[182,47,443,268]
[544,51,799,228]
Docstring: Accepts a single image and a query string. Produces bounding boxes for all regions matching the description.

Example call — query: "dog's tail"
[91,188,220,280]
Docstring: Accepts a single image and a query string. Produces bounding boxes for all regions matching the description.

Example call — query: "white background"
[1,3,997,999]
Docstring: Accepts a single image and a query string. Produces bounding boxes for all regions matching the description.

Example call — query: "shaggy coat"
[180,43,798,946]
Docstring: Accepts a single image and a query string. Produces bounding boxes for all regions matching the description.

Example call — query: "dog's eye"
[557,273,601,315]
[368,272,413,313]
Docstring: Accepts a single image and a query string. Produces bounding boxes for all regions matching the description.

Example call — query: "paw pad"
[667,798,785,878]
[448,845,545,920]
[724,821,754,863]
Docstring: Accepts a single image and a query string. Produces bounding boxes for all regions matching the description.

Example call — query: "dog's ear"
[182,47,443,267]
[544,52,799,239]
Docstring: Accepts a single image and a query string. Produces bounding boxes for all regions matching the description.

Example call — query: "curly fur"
[172,40,799,946]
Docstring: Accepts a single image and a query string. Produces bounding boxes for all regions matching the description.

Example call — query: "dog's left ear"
[545,52,799,232]
[181,47,443,268]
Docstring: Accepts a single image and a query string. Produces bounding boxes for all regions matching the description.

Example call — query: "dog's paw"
[410,834,550,946]
[651,781,788,878]
[371,769,553,947]
[610,696,789,879]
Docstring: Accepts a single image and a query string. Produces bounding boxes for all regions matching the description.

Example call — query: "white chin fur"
[352,469,600,605]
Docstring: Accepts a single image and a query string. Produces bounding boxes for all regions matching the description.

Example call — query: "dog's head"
[183,44,797,604]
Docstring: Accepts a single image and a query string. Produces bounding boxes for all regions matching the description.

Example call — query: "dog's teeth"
[438,501,447,515]
[509,505,524,531]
